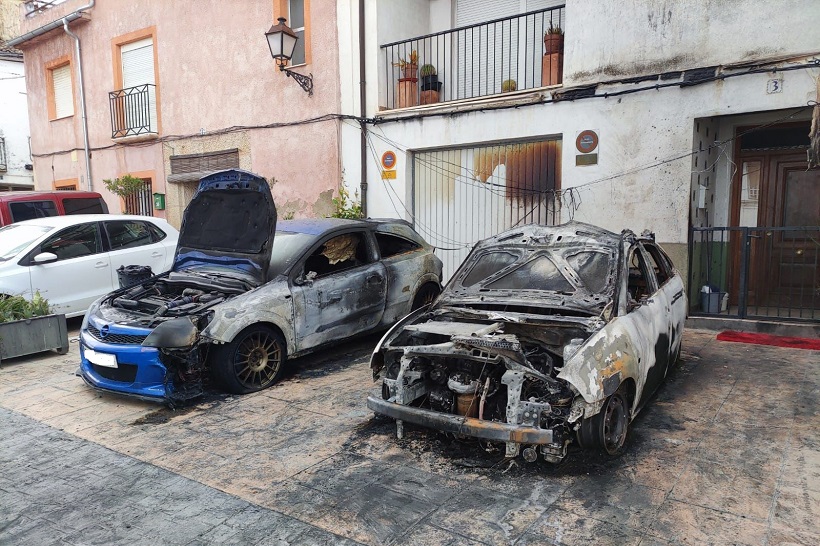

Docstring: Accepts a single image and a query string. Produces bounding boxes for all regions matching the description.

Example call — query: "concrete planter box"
[0,314,69,363]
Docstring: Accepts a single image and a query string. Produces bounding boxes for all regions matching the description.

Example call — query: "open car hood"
[173,169,277,285]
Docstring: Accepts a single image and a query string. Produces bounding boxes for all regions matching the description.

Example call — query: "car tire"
[211,325,287,394]
[411,283,440,311]
[577,384,630,455]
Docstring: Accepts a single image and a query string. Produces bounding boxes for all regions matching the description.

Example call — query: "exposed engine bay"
[372,308,601,463]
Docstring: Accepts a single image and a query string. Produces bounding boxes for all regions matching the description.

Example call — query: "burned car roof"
[441,222,621,315]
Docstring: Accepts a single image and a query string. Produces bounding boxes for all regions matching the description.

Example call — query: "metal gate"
[413,138,562,280]
[689,226,820,321]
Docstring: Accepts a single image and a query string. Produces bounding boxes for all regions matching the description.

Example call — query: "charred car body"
[80,169,442,404]
[367,222,686,462]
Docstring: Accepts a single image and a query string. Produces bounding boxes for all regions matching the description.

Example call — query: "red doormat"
[716,330,820,350]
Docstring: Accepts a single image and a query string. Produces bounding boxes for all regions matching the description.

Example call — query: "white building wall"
[0,56,33,189]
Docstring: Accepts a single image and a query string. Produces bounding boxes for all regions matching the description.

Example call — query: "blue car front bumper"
[79,316,168,401]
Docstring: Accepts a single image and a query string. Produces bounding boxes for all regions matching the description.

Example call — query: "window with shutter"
[48,62,74,119]
[120,37,157,133]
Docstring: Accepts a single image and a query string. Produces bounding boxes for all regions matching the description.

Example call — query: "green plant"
[546,23,564,35]
[502,79,517,92]
[419,64,436,77]
[331,186,363,219]
[103,174,147,213]
[392,50,419,68]
[0,292,51,323]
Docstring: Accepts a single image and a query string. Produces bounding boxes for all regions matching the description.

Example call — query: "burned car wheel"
[212,325,287,394]
[577,385,630,455]
[411,283,440,311]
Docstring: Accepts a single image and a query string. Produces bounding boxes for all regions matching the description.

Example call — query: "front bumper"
[366,396,554,444]
[79,325,168,401]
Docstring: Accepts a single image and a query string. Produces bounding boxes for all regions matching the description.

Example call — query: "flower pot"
[402,64,418,79]
[397,77,418,108]
[0,314,69,363]
[420,75,441,91]
[541,52,563,86]
[544,34,564,55]
[420,89,440,105]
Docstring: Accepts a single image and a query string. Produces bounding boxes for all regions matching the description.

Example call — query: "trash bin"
[117,265,153,288]
[700,285,726,313]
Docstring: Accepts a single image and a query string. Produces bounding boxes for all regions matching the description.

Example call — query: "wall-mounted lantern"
[265,17,313,96]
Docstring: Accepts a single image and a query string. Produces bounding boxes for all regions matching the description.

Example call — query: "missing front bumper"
[366,395,554,445]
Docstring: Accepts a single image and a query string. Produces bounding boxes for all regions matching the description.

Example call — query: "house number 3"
[766,79,783,94]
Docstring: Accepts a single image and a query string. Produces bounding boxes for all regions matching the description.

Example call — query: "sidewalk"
[1,328,818,545]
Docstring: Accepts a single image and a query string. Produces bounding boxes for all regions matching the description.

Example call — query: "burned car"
[367,222,686,462]
[80,169,442,404]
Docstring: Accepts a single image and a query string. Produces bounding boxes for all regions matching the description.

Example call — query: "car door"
[291,230,387,351]
[642,242,686,360]
[103,219,168,283]
[374,230,426,323]
[27,221,111,316]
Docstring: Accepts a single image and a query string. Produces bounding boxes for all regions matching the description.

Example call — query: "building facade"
[9,0,343,223]
[0,0,33,190]
[339,0,820,321]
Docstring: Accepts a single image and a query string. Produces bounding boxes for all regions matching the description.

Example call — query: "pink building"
[9,0,343,226]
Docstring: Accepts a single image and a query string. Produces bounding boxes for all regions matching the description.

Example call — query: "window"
[63,198,106,215]
[123,178,154,216]
[46,57,73,120]
[641,243,673,286]
[112,28,159,136]
[288,0,306,65]
[303,233,371,277]
[40,223,101,261]
[104,220,155,251]
[10,201,58,222]
[627,248,657,304]
[54,178,78,191]
[168,149,240,183]
[375,233,421,259]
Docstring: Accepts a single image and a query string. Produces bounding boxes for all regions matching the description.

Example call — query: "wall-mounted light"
[265,17,313,96]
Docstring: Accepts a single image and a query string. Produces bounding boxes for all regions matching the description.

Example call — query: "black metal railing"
[109,84,157,138]
[689,226,820,321]
[23,0,66,17]
[0,137,6,172]
[381,6,565,110]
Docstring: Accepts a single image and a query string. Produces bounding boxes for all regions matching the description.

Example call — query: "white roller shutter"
[52,64,73,118]
[121,37,157,132]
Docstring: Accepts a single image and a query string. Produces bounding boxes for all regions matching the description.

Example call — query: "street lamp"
[265,17,313,96]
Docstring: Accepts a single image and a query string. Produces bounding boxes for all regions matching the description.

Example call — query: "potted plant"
[544,23,564,54]
[501,79,517,93]
[392,50,419,80]
[419,63,442,105]
[542,23,564,86]
[0,293,68,363]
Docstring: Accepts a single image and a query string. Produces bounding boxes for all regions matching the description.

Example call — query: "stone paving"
[0,325,818,545]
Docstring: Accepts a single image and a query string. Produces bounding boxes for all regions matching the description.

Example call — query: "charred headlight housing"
[198,310,215,330]
[142,317,198,349]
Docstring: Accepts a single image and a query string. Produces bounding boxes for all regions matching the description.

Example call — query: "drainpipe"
[358,0,368,217]
[62,17,92,190]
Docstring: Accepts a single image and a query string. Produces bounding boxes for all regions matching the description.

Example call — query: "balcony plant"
[502,79,517,93]
[103,174,147,214]
[544,23,564,55]
[0,293,69,363]
[419,63,442,105]
[392,50,419,79]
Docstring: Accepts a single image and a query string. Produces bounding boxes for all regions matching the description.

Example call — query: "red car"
[0,191,109,226]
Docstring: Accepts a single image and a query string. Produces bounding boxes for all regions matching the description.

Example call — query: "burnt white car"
[367,222,686,462]
[79,169,442,404]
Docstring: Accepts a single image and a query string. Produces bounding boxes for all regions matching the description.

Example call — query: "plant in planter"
[103,174,148,214]
[392,50,419,79]
[419,63,443,105]
[0,293,68,362]
[542,23,564,86]
[393,50,420,107]
[501,79,517,93]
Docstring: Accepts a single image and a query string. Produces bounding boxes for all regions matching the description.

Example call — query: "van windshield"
[0,224,51,261]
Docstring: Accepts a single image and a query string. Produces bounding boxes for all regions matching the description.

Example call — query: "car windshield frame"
[269,231,317,277]
[0,224,52,261]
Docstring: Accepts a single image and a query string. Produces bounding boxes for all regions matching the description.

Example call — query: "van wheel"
[211,325,286,394]
[577,385,630,455]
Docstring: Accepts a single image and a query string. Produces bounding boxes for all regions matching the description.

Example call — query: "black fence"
[109,84,157,138]
[381,5,565,110]
[689,226,820,321]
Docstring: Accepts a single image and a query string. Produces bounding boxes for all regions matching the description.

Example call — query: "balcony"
[22,0,68,17]
[109,84,158,139]
[381,5,565,111]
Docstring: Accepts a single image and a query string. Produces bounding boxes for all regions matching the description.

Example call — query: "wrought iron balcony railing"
[381,5,565,110]
[23,0,67,17]
[0,137,7,172]
[109,84,157,138]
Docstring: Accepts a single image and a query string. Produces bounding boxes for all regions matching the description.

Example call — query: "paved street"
[1,325,818,545]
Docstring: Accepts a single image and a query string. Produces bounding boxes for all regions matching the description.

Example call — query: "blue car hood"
[173,169,277,285]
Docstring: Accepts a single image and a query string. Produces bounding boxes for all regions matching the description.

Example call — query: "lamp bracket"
[280,65,314,96]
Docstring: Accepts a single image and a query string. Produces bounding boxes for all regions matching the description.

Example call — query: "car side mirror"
[32,252,58,265]
[294,271,317,286]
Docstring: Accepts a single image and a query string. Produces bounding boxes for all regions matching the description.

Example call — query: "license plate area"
[85,348,118,368]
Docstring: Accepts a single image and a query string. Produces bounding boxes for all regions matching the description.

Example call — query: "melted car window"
[462,251,518,287]
[566,251,611,293]
[486,256,574,292]
[305,233,370,277]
